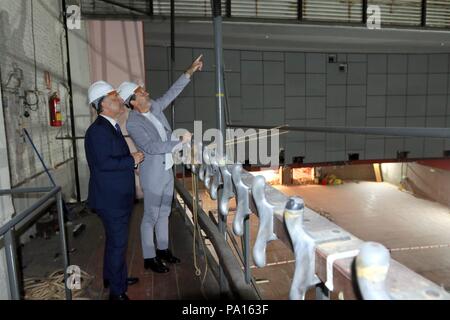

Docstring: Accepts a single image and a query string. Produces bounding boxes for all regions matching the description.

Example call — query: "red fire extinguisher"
[49,92,62,127]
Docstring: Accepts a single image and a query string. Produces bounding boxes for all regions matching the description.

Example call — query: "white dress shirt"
[141,111,181,170]
[100,114,118,129]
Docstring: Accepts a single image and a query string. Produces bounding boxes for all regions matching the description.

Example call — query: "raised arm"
[152,54,203,113]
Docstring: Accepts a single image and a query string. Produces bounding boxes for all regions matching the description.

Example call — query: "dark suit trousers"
[97,208,132,295]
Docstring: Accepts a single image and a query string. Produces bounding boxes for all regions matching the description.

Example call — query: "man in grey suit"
[118,55,203,273]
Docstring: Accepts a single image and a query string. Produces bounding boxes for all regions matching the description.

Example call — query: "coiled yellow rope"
[24,269,93,300]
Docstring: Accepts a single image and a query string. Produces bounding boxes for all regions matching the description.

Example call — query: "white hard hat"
[117,81,141,102]
[88,80,115,104]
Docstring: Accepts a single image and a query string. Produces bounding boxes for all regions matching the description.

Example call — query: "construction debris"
[24,269,93,300]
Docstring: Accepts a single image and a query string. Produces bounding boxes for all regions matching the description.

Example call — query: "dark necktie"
[114,123,122,135]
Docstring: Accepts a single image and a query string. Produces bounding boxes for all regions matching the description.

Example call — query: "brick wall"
[1,1,72,189]
[0,0,91,298]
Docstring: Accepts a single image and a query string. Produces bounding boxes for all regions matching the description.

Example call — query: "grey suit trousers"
[141,169,174,259]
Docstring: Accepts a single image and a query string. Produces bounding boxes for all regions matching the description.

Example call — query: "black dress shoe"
[144,257,169,273]
[109,293,130,300]
[156,249,181,264]
[104,277,139,289]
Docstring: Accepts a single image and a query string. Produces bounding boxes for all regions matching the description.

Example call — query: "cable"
[24,90,39,111]
[192,173,202,277]
[21,0,40,117]
[191,145,209,286]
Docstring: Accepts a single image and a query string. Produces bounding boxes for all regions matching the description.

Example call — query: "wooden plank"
[126,203,154,300]
[169,209,220,300]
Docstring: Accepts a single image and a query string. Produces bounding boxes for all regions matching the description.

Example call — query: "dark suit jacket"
[85,115,135,210]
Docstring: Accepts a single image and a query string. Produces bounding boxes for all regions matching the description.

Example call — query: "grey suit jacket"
[126,74,191,190]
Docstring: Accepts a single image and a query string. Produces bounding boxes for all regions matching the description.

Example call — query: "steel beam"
[4,230,20,300]
[0,186,54,195]
[227,124,450,138]
[0,186,60,236]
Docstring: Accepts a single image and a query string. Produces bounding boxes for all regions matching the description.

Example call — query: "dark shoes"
[109,293,130,300]
[156,249,181,264]
[143,250,180,273]
[144,257,169,273]
[103,277,139,289]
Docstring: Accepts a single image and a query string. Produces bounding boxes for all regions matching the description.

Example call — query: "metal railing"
[0,186,72,300]
[174,177,260,300]
[174,142,450,300]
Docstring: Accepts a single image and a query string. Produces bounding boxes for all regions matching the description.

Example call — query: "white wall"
[87,20,145,88]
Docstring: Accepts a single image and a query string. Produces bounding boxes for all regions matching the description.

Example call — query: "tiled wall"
[0,1,91,198]
[145,46,450,164]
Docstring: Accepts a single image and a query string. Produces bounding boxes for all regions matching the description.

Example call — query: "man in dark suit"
[85,81,144,300]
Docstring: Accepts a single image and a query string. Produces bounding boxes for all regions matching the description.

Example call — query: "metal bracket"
[356,241,450,300]
[325,249,359,292]
[198,162,207,182]
[251,175,281,268]
[284,196,320,299]
[197,145,207,182]
[231,164,253,236]
[356,242,391,300]
[203,148,214,189]
[209,155,223,200]
[218,163,235,216]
